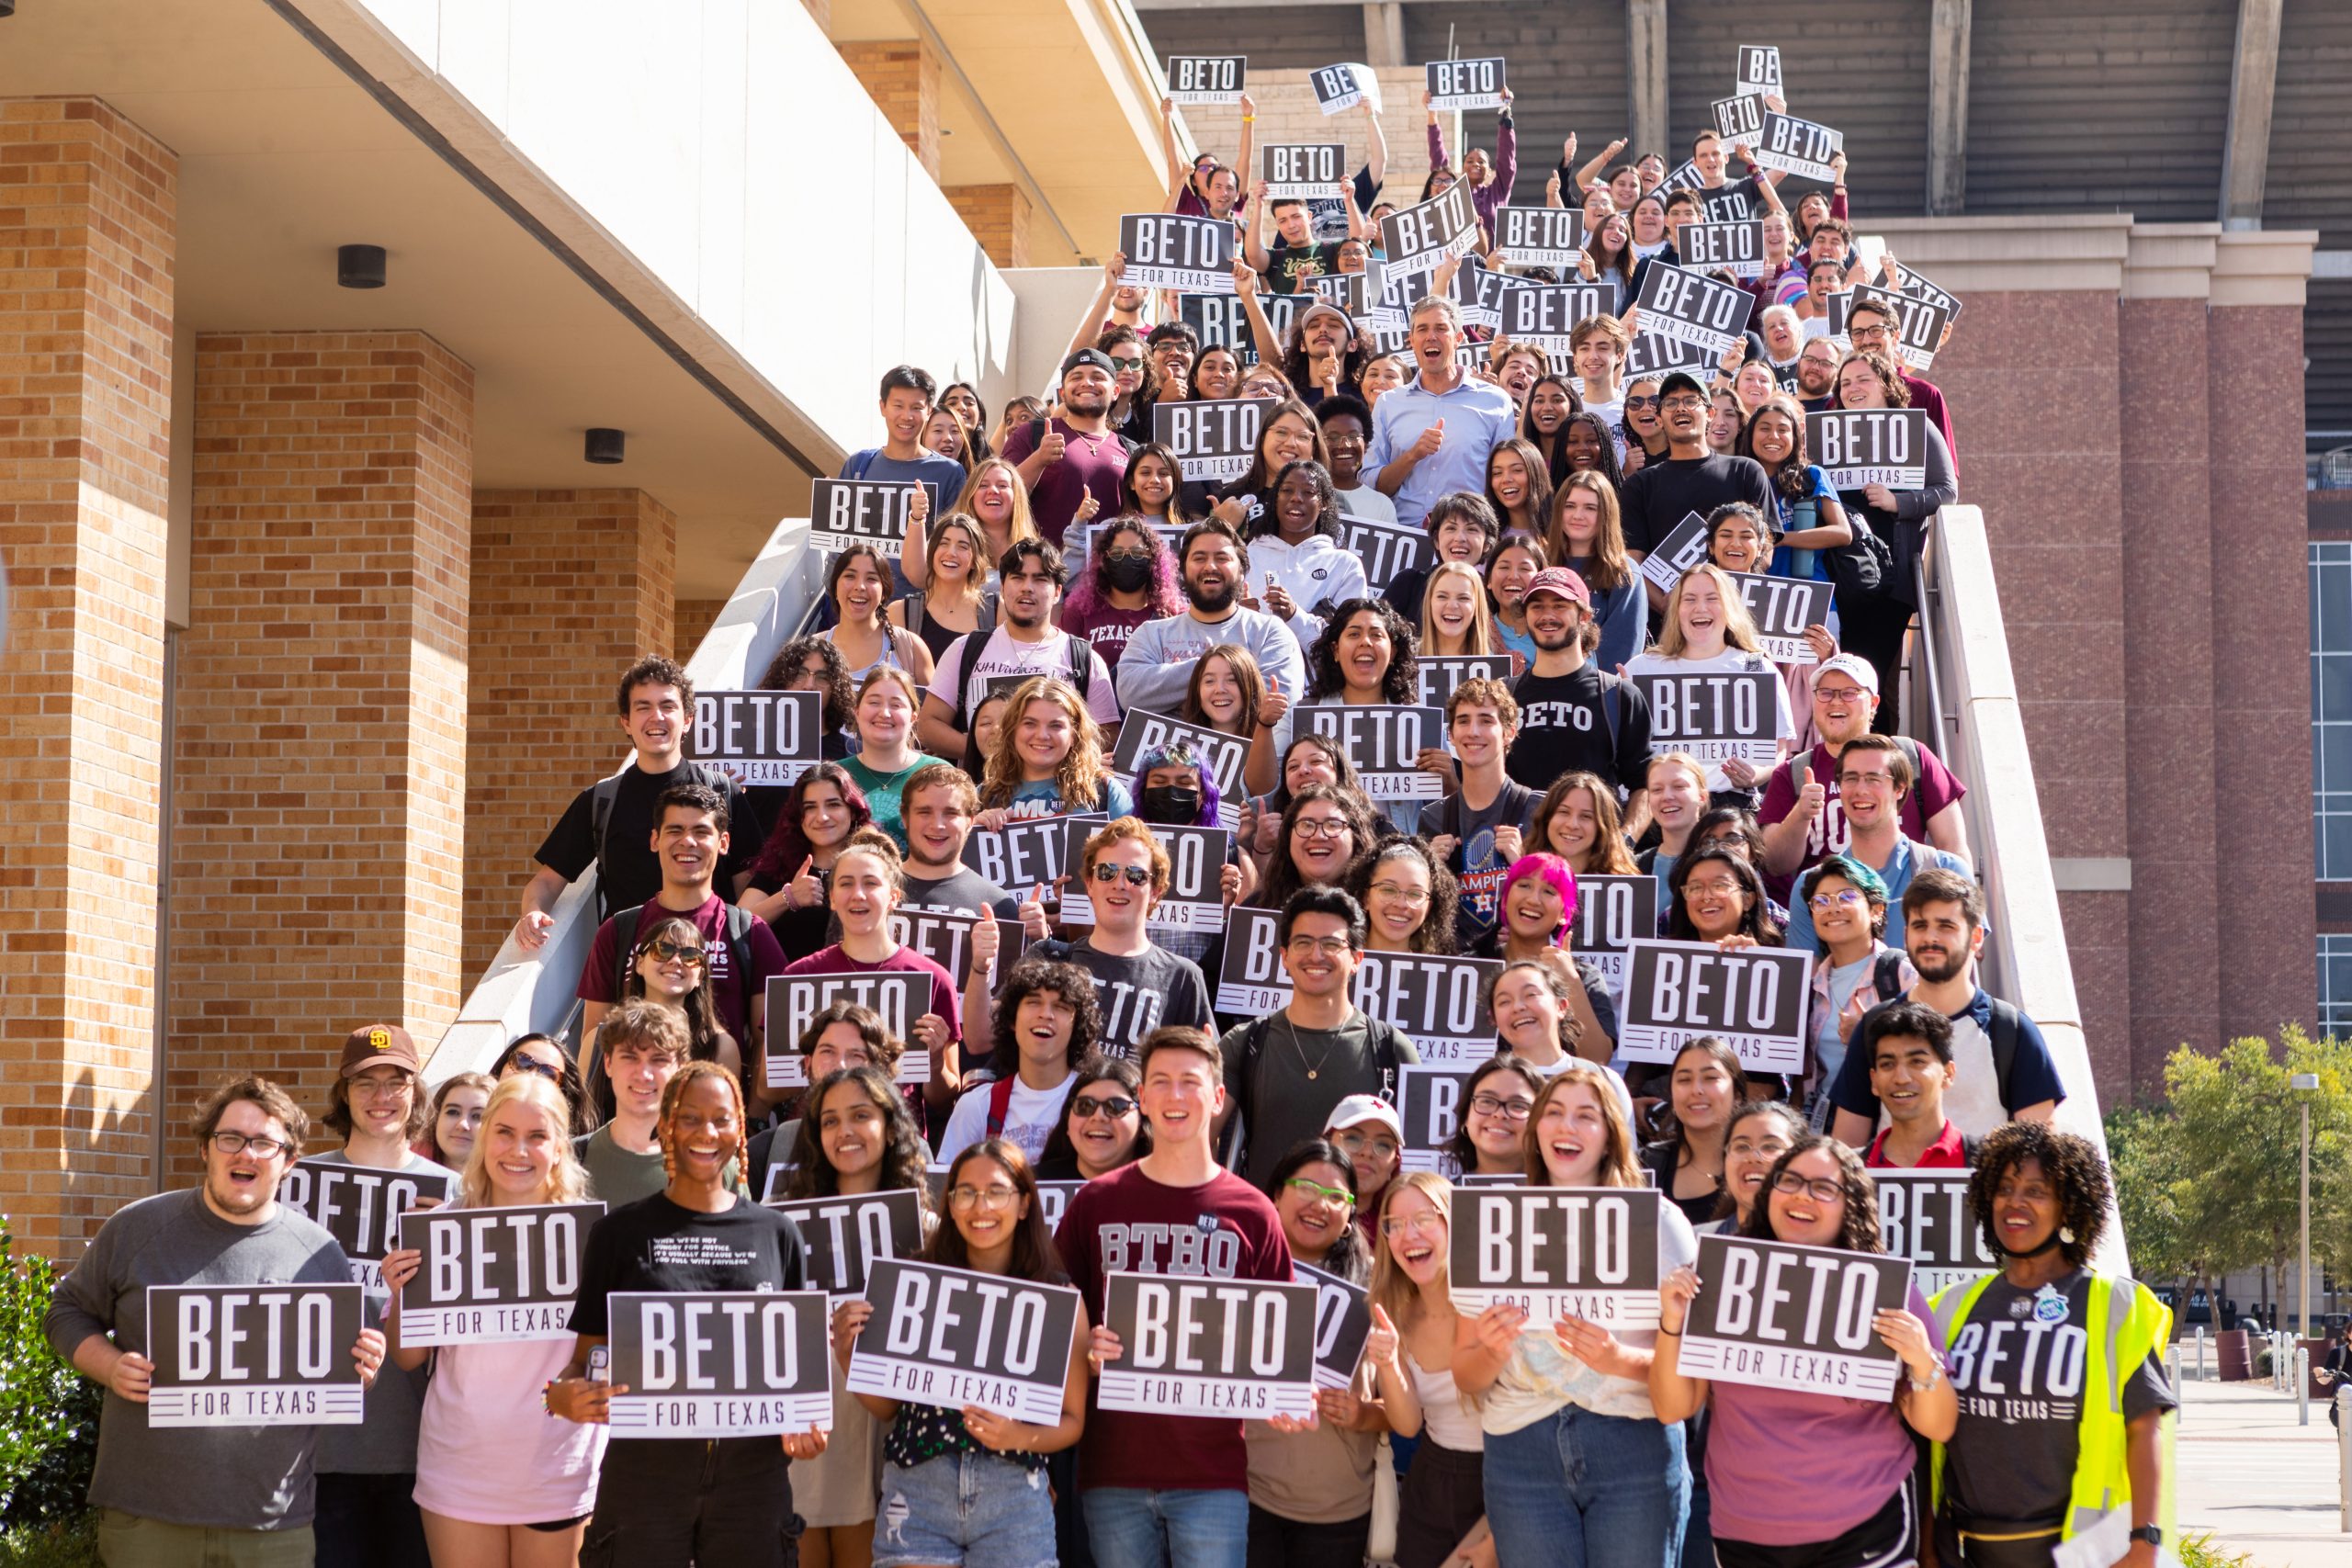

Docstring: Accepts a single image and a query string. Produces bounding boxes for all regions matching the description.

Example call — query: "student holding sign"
[577,1003,747,1203]
[551,1062,826,1567]
[1825,351,1957,711]
[1453,1063,1700,1568]
[837,1139,1091,1568]
[1423,84,1517,247]
[46,1076,386,1562]
[1625,562,1796,801]
[1237,457,1373,622]
[1270,598,1451,828]
[1842,299,1959,465]
[1652,1137,1953,1568]
[381,1074,605,1563]
[1616,372,1777,572]
[1758,655,1971,879]
[1737,393,1854,583]
[1931,1124,2175,1568]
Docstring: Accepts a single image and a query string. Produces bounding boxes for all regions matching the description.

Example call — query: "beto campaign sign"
[763,1188,927,1301]
[1299,1263,1375,1390]
[1112,709,1249,831]
[145,1283,367,1427]
[1449,1186,1666,1327]
[1167,54,1244,105]
[1154,397,1272,483]
[893,907,1023,996]
[1418,652,1513,711]
[1569,874,1661,993]
[1498,283,1611,357]
[605,1291,832,1437]
[1381,181,1481,278]
[808,478,935,554]
[1636,511,1713,597]
[1874,1170,2002,1296]
[1120,213,1235,293]
[1098,1271,1318,1418]
[1749,111,1843,183]
[765,974,928,1088]
[1617,939,1810,1074]
[1299,704,1449,801]
[1734,44,1782,97]
[1398,1063,1481,1174]
[1677,1234,1912,1399]
[1850,281,1952,371]
[851,1258,1083,1423]
[1057,818,1230,936]
[399,1202,605,1347]
[1679,220,1770,282]
[1632,669,1781,769]
[1496,207,1582,270]
[1309,62,1379,114]
[689,690,822,788]
[1426,57,1506,112]
[1711,92,1765,145]
[1810,408,1930,491]
[1729,573,1835,664]
[277,1159,455,1293]
[1263,142,1346,200]
[1633,263,1755,358]
[1181,291,1305,368]
[963,813,1102,900]
[1339,513,1435,594]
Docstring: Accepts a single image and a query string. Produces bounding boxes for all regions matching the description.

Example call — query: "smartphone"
[587,1346,611,1384]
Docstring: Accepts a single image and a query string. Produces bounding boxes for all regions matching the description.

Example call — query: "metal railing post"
[2301,1348,2312,1425]
[2338,1387,2352,1530]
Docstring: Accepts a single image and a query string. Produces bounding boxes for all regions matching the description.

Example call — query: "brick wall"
[0,99,177,1254]
[462,489,676,982]
[674,596,729,660]
[171,332,474,1162]
[840,39,942,181]
[945,184,1032,268]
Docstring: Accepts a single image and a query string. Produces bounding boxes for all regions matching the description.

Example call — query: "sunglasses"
[1090,863,1152,886]
[1070,1094,1137,1120]
[506,1057,563,1082]
[645,938,706,965]
[1623,394,1661,410]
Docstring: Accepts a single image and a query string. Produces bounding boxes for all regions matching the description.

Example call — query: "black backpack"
[587,761,739,915]
[1825,510,1896,602]
[1222,1013,1411,1169]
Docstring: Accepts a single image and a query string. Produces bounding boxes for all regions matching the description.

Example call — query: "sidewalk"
[2177,1376,2352,1568]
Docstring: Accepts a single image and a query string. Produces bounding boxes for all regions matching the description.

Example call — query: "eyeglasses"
[1106,549,1153,566]
[1370,881,1430,907]
[1284,1177,1357,1208]
[1684,878,1745,897]
[949,1183,1021,1213]
[1809,889,1866,910]
[1381,1210,1445,1239]
[1814,685,1869,704]
[1286,935,1353,958]
[1090,863,1153,887]
[1332,1130,1400,1160]
[1838,773,1895,791]
[1070,1094,1137,1120]
[1660,396,1706,413]
[350,1074,413,1100]
[1623,395,1661,410]
[505,1057,563,1082]
[1727,1136,1792,1161]
[1849,324,1893,342]
[647,938,707,964]
[1771,1171,1847,1204]
[1470,1093,1535,1121]
[209,1131,291,1159]
[1294,818,1351,840]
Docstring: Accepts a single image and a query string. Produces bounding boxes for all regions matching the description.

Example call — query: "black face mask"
[1142,785,1201,824]
[1105,553,1153,592]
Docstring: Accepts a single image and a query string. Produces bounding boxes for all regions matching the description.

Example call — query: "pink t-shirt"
[413,1291,605,1523]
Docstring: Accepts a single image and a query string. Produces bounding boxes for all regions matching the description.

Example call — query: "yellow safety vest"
[1929,1270,2173,1558]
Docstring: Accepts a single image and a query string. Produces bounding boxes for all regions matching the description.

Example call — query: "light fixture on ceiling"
[585,428,626,465]
[337,244,386,288]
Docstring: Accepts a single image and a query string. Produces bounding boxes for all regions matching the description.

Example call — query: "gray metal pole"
[2305,1099,2315,1341]
[2339,1387,2352,1530]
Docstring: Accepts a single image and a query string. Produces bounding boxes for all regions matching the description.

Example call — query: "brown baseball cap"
[339,1023,420,1079]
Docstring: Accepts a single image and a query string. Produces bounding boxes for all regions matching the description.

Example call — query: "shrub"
[0,1221,96,1537]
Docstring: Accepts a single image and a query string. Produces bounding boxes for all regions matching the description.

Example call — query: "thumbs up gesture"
[1018,884,1054,939]
[1410,417,1446,460]
[1074,485,1101,525]
[1257,672,1292,729]
[907,482,931,529]
[1363,1303,1402,1370]
[1039,426,1069,465]
[787,855,821,911]
[1793,760,1826,822]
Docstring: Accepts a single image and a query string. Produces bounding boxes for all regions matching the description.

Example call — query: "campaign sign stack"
[1449,1187,1666,1328]
[605,1290,833,1438]
[399,1202,605,1346]
[1618,939,1811,1075]
[766,975,928,1087]
[688,690,823,789]
[761,1188,927,1300]
[1099,1272,1319,1418]
[1677,1235,1912,1400]
[277,1159,457,1295]
[145,1282,368,1427]
[850,1258,1083,1423]
[1874,1170,2002,1295]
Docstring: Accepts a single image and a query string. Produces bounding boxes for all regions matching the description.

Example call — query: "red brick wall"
[0,99,177,1255]
[840,40,941,180]
[171,332,474,1164]
[463,489,676,981]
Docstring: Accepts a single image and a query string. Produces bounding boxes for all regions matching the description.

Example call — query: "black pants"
[1246,1503,1370,1568]
[1713,1479,1920,1568]
[312,1472,430,1568]
[580,1438,797,1568]
[1393,1435,1485,1568]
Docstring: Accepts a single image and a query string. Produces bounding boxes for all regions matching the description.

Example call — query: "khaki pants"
[98,1509,315,1568]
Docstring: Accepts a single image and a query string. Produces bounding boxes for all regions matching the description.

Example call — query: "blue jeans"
[1482,1405,1689,1568]
[1082,1487,1249,1568]
[873,1450,1057,1568]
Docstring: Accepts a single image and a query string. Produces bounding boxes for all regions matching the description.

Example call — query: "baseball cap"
[1658,370,1708,401]
[339,1023,420,1079]
[1061,348,1115,379]
[1324,1094,1404,1139]
[1298,299,1354,334]
[1521,567,1591,607]
[1815,652,1880,696]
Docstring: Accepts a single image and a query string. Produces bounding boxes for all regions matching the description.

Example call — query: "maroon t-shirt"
[779,943,963,1049]
[999,418,1130,548]
[1057,601,1155,674]
[1758,739,1967,872]
[1055,1162,1293,1493]
[577,893,789,1044]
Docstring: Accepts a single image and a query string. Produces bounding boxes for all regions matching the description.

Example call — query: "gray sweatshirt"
[45,1188,353,1531]
[1114,607,1311,717]
[307,1148,455,1477]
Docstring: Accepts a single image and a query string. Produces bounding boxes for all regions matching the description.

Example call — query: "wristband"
[1241,115,1256,123]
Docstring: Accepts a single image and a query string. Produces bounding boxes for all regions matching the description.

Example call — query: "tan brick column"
[0,100,176,1254]
[171,333,473,1152]
[462,489,676,981]
[674,597,729,660]
[944,184,1033,268]
[840,39,942,180]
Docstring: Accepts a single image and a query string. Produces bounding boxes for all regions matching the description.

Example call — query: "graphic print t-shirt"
[568,1193,809,1338]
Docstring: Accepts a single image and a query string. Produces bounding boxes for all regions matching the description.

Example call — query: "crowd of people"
[43,58,2173,1568]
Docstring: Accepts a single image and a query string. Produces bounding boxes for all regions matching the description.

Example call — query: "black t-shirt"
[1700,175,1768,223]
[568,1191,808,1337]
[536,761,764,918]
[1507,662,1654,795]
[1942,1270,2177,1528]
[1615,453,1779,556]
[1021,937,1214,1060]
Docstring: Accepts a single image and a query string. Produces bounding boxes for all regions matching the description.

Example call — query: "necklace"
[1278,1014,1336,1081]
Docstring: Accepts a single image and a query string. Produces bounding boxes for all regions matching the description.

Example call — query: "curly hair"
[1968,1122,2110,1269]
[785,1065,933,1203]
[1244,459,1342,546]
[1254,782,1377,911]
[750,761,873,885]
[655,1059,748,1184]
[1180,643,1267,739]
[1064,514,1185,624]
[1306,598,1419,705]
[989,957,1105,1079]
[1742,1134,1884,1254]
[1532,772,1641,875]
[979,676,1114,812]
[1345,838,1460,955]
[762,635,857,734]
[1665,843,1782,947]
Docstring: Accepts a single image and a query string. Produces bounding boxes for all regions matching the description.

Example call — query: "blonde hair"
[1417,560,1500,656]
[1368,1171,1456,1332]
[951,459,1042,556]
[459,1074,591,1210]
[980,677,1113,811]
[856,665,923,714]
[1656,562,1764,659]
[1521,1063,1644,1189]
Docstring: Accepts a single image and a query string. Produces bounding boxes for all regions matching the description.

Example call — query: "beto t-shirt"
[535,761,764,919]
[1021,938,1214,1060]
[1507,663,1654,796]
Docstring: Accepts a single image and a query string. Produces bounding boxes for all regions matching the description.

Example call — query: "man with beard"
[1792,336,1842,412]
[1113,520,1311,714]
[47,1076,384,1562]
[1504,570,1653,829]
[1364,290,1517,528]
[1002,349,1132,547]
[1826,867,2065,1144]
[918,538,1120,759]
[1778,734,1969,953]
[1615,369,1776,565]
[1279,298,1365,407]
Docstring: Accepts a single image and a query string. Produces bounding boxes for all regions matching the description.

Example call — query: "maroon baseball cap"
[339,1024,421,1079]
[1521,568,1591,608]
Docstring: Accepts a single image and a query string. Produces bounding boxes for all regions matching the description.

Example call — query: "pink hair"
[1501,852,1580,943]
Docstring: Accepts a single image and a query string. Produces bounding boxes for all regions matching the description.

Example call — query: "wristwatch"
[2129,1527,2163,1548]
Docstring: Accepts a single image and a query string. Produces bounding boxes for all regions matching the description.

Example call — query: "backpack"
[1224,1012,1412,1169]
[1870,949,1908,1007]
[588,761,739,915]
[904,589,998,648]
[1825,509,1896,602]
[609,901,759,1007]
[945,631,1095,739]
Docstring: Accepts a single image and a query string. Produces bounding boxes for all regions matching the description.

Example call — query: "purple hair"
[1131,742,1224,828]
[1502,852,1580,943]
[1064,514,1184,624]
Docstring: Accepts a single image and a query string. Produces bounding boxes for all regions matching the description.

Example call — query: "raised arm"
[1361,97,1388,188]
[1243,180,1274,274]
[1572,134,1621,198]
[1067,255,1127,362]
[1234,263,1283,366]
[1235,92,1257,199]
[1159,96,1186,211]
[1425,91,1451,173]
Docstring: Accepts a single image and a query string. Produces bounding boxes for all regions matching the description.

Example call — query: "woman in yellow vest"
[1930,1123,2175,1568]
